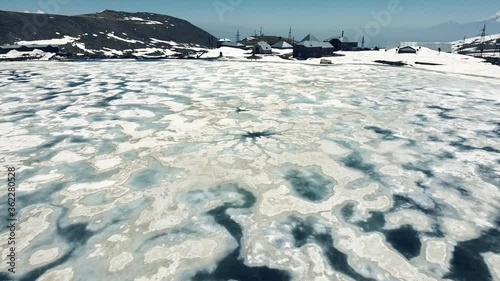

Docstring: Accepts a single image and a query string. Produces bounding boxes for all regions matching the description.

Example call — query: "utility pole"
[458,35,466,53]
[479,24,486,57]
[494,38,500,58]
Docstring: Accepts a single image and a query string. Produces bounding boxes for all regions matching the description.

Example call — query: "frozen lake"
[0,60,499,281]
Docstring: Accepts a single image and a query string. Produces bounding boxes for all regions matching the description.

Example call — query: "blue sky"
[2,0,498,41]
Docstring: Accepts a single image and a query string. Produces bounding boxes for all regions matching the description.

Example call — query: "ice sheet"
[0,60,498,281]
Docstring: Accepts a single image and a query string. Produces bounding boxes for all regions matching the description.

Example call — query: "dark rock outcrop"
[0,10,217,56]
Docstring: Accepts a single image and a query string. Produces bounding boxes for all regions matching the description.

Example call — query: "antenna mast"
[457,35,466,53]
[479,24,486,57]
[236,29,240,42]
[288,27,292,42]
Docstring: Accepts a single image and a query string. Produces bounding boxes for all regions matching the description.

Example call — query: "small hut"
[254,41,272,54]
[398,46,417,54]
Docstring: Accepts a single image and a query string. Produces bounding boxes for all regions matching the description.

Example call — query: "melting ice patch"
[284,167,336,202]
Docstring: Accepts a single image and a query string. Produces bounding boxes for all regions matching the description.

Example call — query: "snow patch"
[101,47,124,57]
[0,49,55,60]
[107,33,144,44]
[122,17,163,25]
[16,35,79,46]
[74,42,96,54]
[150,38,179,46]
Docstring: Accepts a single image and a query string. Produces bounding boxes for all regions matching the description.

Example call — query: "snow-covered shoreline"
[204,46,500,80]
[3,46,498,83]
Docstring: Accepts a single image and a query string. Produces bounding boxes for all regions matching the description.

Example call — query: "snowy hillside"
[452,33,500,57]
[200,46,500,80]
[0,10,217,57]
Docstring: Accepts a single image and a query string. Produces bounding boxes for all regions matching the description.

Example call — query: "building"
[272,40,293,49]
[300,34,319,42]
[240,36,295,48]
[340,41,359,51]
[324,37,358,51]
[293,34,335,59]
[254,41,272,54]
[216,38,231,48]
[324,38,342,51]
[0,44,60,54]
[324,32,359,51]
[387,42,452,53]
[221,42,247,49]
[398,46,417,54]
[318,42,336,56]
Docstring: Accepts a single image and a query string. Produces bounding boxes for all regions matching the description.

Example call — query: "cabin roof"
[256,41,272,50]
[272,40,292,48]
[300,34,319,43]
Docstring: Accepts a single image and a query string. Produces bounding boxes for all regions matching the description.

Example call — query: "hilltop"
[0,10,217,57]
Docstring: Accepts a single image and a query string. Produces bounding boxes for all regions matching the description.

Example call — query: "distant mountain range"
[0,10,217,57]
[354,11,500,47]
[207,11,500,48]
[481,11,500,22]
